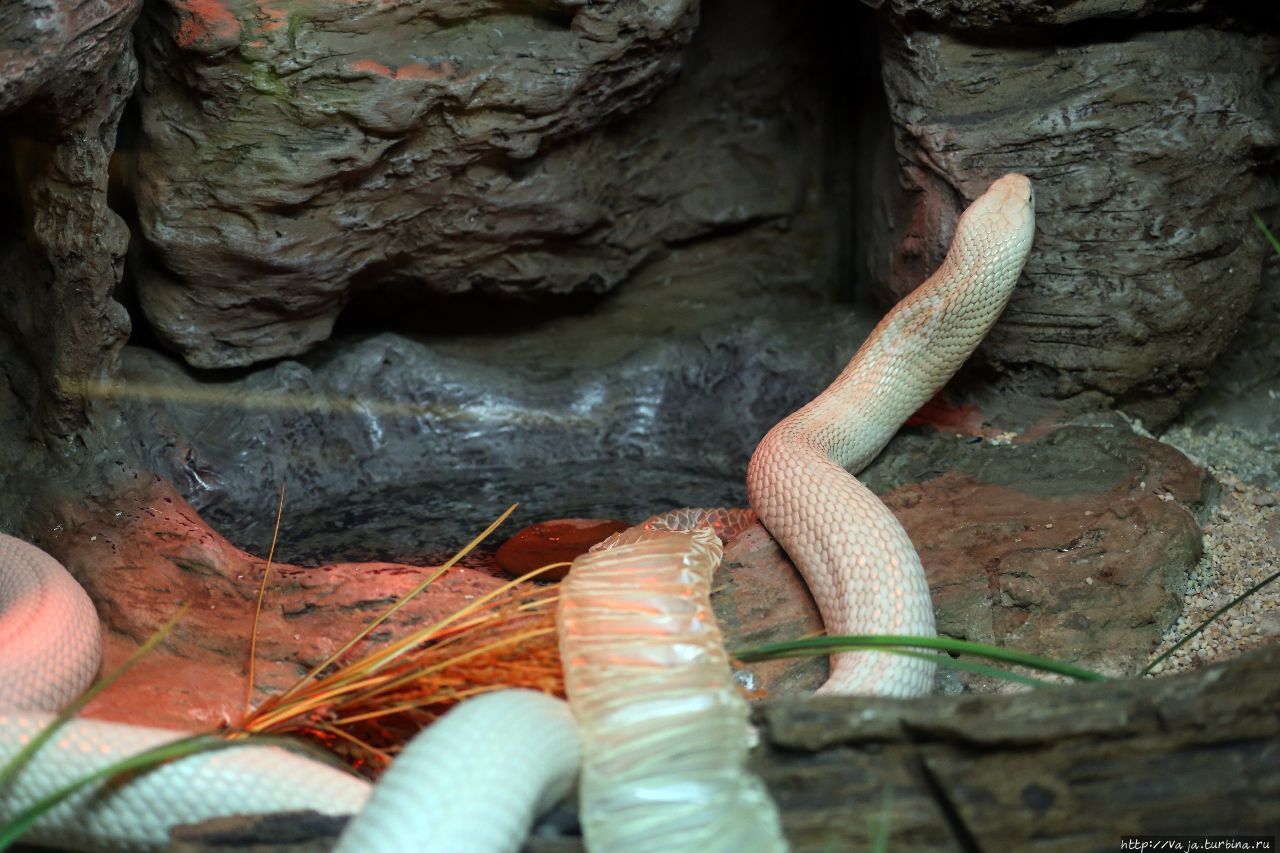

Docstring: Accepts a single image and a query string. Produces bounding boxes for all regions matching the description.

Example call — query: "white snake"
[0,174,1034,850]
[750,172,1035,695]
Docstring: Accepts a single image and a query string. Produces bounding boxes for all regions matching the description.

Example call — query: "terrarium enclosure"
[1,0,1278,849]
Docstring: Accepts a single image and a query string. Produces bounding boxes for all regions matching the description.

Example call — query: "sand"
[1149,423,1280,676]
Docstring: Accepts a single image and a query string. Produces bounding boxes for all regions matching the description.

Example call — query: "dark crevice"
[887,3,1279,46]
[915,753,985,853]
[330,282,611,342]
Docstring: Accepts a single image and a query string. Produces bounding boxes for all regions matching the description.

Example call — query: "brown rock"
[0,0,140,435]
[129,0,707,367]
[750,645,1280,852]
[495,518,631,581]
[0,0,141,116]
[866,15,1280,426]
[721,424,1210,690]
[881,424,1208,681]
[30,477,523,731]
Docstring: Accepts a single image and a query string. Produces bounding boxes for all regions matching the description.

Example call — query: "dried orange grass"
[232,503,567,778]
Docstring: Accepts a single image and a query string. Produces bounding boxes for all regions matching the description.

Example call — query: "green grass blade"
[889,648,1059,688]
[733,634,1106,683]
[1253,212,1280,256]
[1141,567,1279,676]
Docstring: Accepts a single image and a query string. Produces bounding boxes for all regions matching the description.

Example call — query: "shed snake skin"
[0,174,1034,850]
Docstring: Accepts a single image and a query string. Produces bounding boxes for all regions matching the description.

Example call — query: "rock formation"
[0,0,140,436]
[867,3,1280,424]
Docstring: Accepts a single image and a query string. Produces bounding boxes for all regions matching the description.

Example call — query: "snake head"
[967,173,1035,252]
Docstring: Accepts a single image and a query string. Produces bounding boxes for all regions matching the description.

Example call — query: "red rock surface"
[33,477,518,731]
[495,518,631,581]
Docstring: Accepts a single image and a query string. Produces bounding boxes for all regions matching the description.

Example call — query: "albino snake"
[0,174,1035,850]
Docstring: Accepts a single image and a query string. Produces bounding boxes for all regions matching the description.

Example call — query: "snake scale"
[0,174,1034,851]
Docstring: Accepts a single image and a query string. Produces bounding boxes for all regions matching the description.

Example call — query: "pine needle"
[244,480,287,715]
[257,503,520,715]
[233,505,566,774]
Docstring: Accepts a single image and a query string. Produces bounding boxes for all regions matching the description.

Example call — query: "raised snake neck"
[0,173,1035,850]
[749,172,1035,696]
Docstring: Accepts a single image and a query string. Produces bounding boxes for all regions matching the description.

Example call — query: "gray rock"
[119,283,862,562]
[130,0,816,368]
[867,15,1280,426]
[0,0,140,435]
[1160,249,1280,487]
[170,811,347,853]
[862,0,1237,28]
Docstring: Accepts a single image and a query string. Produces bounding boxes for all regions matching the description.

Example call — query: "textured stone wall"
[130,0,713,368]
[0,0,140,437]
[2,0,1277,503]
[114,1,853,548]
[864,1,1280,424]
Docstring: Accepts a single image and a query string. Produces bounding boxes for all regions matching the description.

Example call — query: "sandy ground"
[1148,426,1280,676]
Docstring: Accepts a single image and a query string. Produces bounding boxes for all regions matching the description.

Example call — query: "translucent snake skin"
[0,174,1034,851]
[558,513,786,852]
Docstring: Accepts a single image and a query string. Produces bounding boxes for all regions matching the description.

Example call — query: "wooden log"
[753,644,1280,851]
